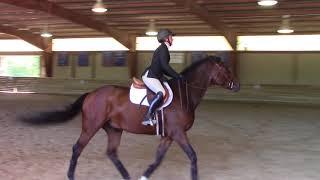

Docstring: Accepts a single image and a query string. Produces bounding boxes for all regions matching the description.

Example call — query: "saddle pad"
[129,82,173,108]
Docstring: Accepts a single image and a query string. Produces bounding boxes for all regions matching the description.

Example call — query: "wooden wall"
[238,52,320,85]
[51,51,320,86]
[52,52,129,81]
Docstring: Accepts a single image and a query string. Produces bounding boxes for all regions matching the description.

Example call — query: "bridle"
[181,63,233,90]
[212,63,235,90]
[177,63,234,111]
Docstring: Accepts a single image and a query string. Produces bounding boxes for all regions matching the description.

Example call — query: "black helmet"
[157,29,176,43]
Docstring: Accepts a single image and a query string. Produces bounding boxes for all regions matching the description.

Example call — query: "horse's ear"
[215,56,221,61]
[208,55,222,63]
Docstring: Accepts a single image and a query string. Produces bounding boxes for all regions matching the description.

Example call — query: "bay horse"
[25,56,239,180]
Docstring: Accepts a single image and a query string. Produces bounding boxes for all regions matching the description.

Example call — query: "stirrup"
[142,118,157,126]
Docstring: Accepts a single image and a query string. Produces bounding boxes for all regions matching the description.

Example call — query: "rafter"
[170,0,237,50]
[0,0,131,49]
[0,25,45,49]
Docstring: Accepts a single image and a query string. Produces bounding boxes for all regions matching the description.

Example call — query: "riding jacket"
[143,43,180,81]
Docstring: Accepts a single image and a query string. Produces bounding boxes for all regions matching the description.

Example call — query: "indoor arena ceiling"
[0,0,319,46]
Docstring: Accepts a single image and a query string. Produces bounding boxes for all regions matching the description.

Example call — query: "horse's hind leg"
[103,123,130,180]
[67,119,101,180]
[140,137,172,180]
[67,132,92,180]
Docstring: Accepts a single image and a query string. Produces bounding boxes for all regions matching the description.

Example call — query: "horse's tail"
[21,93,89,124]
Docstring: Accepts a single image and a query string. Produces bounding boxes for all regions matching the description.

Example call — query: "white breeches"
[142,70,166,96]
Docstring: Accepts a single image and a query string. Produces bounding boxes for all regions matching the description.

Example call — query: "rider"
[141,28,182,126]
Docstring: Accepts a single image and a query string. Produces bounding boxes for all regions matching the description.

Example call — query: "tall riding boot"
[142,92,164,126]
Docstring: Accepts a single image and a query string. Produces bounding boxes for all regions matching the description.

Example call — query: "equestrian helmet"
[157,29,176,43]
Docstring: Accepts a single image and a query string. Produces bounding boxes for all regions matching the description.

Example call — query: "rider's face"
[166,35,173,46]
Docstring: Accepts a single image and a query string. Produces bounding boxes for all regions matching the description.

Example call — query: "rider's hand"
[178,74,185,81]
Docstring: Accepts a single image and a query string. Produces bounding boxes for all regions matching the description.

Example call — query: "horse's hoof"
[67,174,74,180]
[139,176,148,180]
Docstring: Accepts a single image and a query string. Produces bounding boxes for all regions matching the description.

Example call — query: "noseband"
[213,64,235,89]
[228,81,235,89]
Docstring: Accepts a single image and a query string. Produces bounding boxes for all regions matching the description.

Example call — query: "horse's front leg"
[140,136,172,180]
[173,131,198,180]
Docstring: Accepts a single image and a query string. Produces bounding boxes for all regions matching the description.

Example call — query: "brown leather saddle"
[132,77,169,103]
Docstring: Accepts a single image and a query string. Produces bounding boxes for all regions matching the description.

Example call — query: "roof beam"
[0,0,131,49]
[170,0,237,50]
[0,25,45,49]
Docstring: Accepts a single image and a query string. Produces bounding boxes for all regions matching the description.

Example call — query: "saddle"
[132,77,169,103]
[130,77,173,107]
[132,77,145,89]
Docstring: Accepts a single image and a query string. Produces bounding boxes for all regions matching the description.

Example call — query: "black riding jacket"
[144,43,180,80]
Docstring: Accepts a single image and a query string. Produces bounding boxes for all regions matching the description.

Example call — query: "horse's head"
[208,56,240,92]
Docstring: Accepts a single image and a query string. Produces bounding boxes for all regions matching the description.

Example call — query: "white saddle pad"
[129,82,173,108]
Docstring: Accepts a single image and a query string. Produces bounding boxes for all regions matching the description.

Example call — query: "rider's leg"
[142,73,166,125]
[142,91,163,125]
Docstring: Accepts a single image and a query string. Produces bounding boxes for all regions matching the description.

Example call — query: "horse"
[24,55,240,180]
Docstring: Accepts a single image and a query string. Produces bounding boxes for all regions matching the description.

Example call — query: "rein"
[177,79,208,112]
[184,81,207,90]
[177,63,225,110]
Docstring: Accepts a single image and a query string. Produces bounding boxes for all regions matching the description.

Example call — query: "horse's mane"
[180,55,222,76]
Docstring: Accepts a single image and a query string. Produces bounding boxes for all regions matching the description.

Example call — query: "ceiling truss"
[0,0,319,50]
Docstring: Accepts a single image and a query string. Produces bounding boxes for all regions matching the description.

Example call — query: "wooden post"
[225,31,238,79]
[42,52,53,77]
[42,38,53,77]
[229,51,238,79]
[127,35,137,78]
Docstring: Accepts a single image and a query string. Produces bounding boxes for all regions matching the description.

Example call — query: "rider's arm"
[159,48,180,79]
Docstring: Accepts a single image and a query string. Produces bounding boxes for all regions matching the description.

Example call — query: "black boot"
[142,92,163,126]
